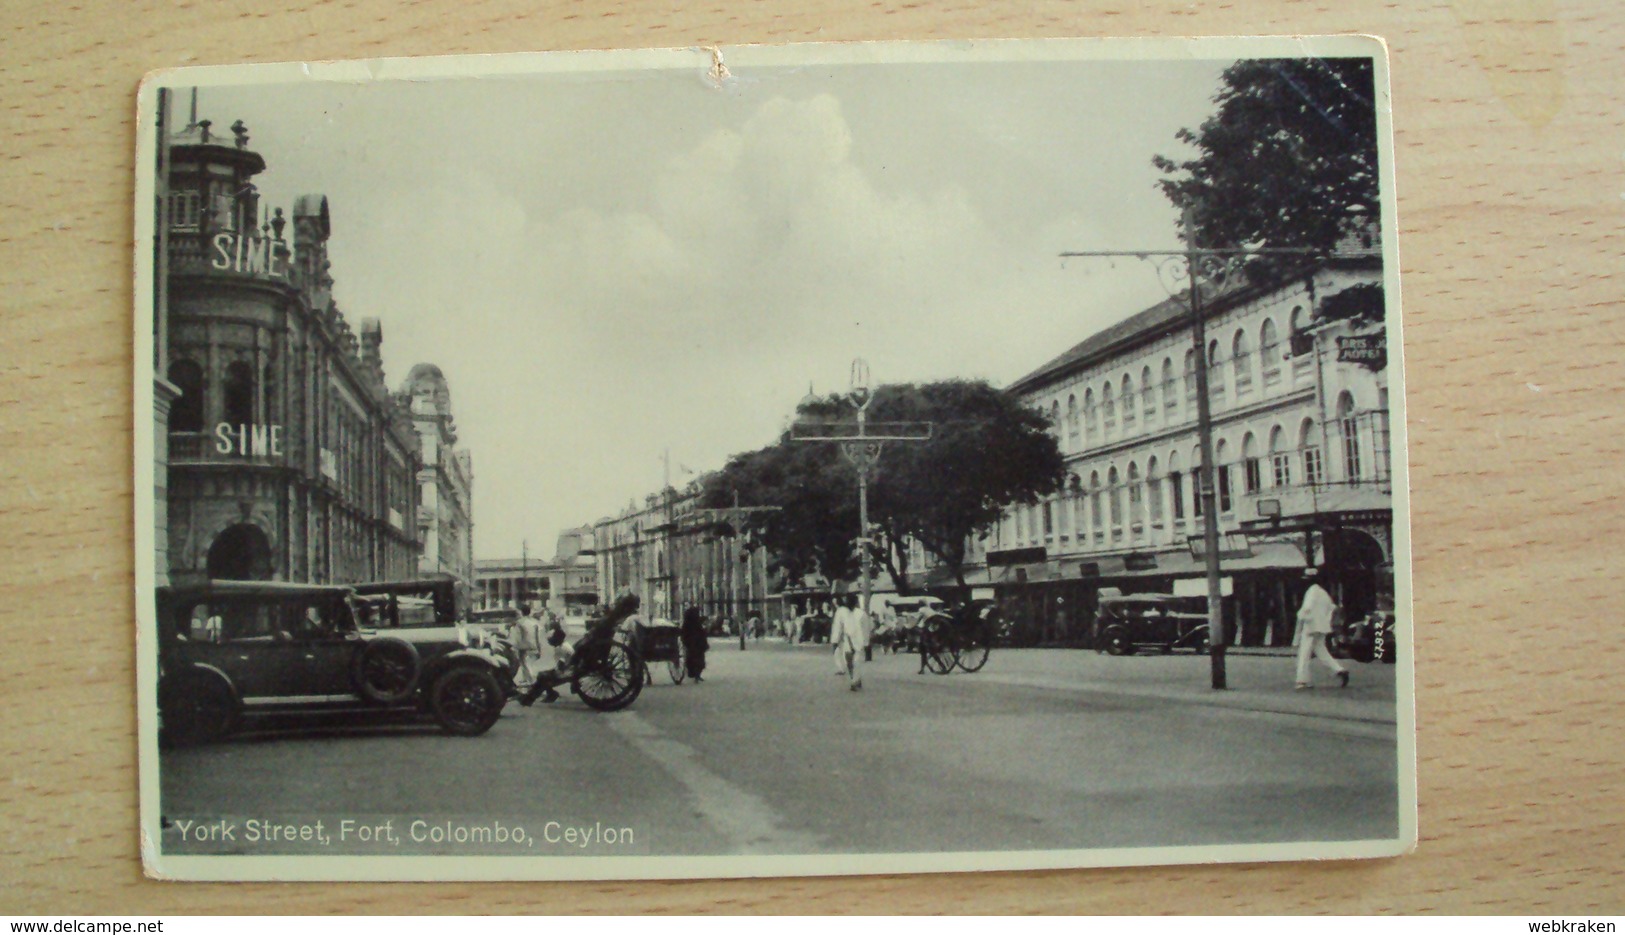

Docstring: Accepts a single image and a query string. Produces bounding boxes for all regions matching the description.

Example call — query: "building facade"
[976,249,1392,646]
[594,486,778,625]
[400,364,475,584]
[474,528,600,615]
[158,113,463,587]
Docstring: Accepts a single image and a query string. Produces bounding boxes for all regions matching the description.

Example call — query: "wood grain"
[1,0,1621,914]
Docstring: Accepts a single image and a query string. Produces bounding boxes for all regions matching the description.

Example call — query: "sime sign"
[214,422,284,458]
[210,232,286,277]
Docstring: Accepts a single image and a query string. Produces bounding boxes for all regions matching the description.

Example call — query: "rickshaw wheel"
[573,638,644,711]
[955,637,989,673]
[922,615,958,675]
[668,642,686,684]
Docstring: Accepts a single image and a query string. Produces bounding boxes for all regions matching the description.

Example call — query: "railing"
[168,431,285,466]
[167,232,293,284]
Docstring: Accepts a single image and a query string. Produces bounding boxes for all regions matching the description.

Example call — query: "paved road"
[159,641,1400,858]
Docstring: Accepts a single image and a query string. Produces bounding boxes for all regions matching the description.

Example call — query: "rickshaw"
[916,599,998,674]
[632,618,687,684]
[516,594,646,711]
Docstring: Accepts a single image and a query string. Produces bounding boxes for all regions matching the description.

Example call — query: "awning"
[1100,540,1308,580]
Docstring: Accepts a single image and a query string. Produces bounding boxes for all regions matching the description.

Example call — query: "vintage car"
[1094,590,1210,656]
[157,580,510,745]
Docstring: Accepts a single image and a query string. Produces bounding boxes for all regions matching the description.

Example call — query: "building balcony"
[168,430,287,467]
[167,230,292,285]
[1236,480,1392,526]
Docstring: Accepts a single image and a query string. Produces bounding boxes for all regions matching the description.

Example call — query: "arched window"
[1066,394,1079,446]
[1339,392,1363,481]
[1269,425,1292,487]
[1102,382,1116,433]
[1208,338,1226,407]
[1215,439,1233,514]
[1127,462,1143,532]
[1060,476,1077,537]
[1140,365,1155,423]
[1232,329,1253,394]
[1242,432,1262,493]
[1084,387,1097,441]
[167,359,204,433]
[1183,349,1197,408]
[1168,450,1185,521]
[1120,374,1136,429]
[1260,319,1282,389]
[1191,445,1205,518]
[1301,417,1323,485]
[1161,358,1176,414]
[1089,471,1104,542]
[1050,401,1062,439]
[1147,456,1164,524]
[223,361,254,427]
[1107,466,1122,535]
[1290,305,1307,335]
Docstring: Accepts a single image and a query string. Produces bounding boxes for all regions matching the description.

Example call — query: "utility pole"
[1059,221,1366,689]
[792,359,931,635]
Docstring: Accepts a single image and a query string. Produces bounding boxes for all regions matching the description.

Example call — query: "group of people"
[498,569,1352,704]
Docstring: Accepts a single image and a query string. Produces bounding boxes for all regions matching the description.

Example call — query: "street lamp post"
[792,359,931,628]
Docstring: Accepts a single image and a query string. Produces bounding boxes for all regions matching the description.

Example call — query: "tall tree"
[705,380,1065,595]
[1154,57,1379,282]
[866,380,1065,591]
[701,427,860,587]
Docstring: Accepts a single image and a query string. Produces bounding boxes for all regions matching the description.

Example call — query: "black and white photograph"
[134,38,1415,880]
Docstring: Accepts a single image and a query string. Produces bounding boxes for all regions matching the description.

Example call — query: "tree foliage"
[703,380,1065,594]
[1154,58,1379,282]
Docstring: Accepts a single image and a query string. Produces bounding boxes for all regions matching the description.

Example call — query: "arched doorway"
[1321,528,1386,621]
[206,523,273,581]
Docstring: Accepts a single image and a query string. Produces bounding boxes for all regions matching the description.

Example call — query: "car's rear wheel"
[160,671,237,746]
[430,666,505,736]
[574,638,644,711]
[1103,626,1134,656]
[352,637,421,704]
[1190,631,1210,654]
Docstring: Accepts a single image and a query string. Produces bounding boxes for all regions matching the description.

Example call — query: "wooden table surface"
[2,0,1621,915]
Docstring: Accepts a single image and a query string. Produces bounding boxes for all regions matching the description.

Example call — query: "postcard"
[134,37,1415,880]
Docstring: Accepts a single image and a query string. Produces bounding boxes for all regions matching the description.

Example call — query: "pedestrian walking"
[1294,569,1349,690]
[680,606,710,682]
[514,603,559,703]
[831,593,868,691]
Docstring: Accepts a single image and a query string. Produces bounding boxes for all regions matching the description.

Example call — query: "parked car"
[1094,591,1209,656]
[1326,608,1397,664]
[157,580,510,745]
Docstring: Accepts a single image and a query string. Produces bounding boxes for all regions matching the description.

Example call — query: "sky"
[188,49,1234,561]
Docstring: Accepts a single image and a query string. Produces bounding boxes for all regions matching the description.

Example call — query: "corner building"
[985,244,1394,647]
[160,116,441,586]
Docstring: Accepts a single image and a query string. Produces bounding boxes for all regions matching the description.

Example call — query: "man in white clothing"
[1295,570,1349,689]
[830,593,868,691]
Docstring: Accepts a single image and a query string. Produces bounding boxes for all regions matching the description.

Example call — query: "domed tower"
[159,108,421,587]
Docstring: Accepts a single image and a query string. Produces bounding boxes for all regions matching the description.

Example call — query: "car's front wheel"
[430,666,505,736]
[1102,626,1134,656]
[160,671,238,746]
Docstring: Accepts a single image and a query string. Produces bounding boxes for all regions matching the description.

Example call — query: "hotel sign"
[1336,334,1386,370]
[214,422,284,458]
